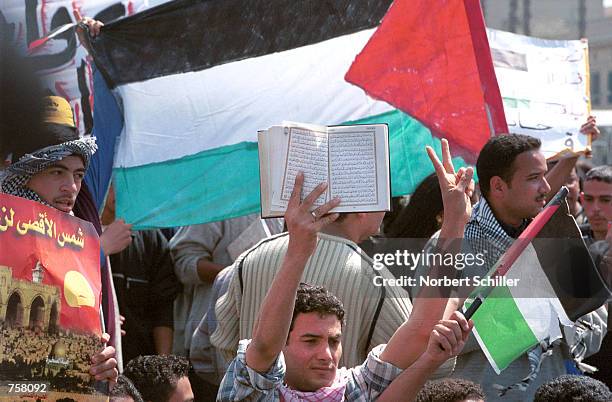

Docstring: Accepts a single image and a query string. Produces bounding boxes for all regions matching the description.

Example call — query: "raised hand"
[426,139,474,227]
[423,311,473,364]
[285,172,340,258]
[73,10,104,54]
[580,115,600,142]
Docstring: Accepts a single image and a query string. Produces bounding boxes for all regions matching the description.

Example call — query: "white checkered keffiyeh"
[0,137,97,205]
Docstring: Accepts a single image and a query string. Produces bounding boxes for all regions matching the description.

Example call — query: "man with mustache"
[456,134,607,400]
[579,165,612,386]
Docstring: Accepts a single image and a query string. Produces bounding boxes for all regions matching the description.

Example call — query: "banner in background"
[488,28,591,159]
[0,0,147,134]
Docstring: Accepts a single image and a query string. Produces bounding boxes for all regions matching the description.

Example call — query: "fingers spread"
[426,146,446,181]
[288,172,304,208]
[303,182,328,207]
[441,139,455,175]
[315,197,341,217]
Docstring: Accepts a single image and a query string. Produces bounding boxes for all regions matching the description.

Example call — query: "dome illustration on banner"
[63,271,95,307]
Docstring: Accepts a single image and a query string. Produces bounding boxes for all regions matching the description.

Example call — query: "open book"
[258,122,391,218]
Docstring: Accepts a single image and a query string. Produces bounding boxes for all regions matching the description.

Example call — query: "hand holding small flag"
[424,311,474,365]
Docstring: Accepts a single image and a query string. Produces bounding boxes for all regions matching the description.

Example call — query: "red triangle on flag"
[345,0,507,156]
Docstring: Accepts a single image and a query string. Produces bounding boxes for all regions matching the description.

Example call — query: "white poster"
[488,28,591,159]
[0,0,148,134]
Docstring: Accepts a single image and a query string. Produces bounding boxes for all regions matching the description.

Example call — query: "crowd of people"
[0,326,99,377]
[1,15,612,402]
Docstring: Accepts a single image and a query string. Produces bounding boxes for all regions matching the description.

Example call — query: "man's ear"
[579,192,585,204]
[489,176,507,198]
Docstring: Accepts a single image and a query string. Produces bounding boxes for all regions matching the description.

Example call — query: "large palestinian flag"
[467,189,611,374]
[90,0,506,228]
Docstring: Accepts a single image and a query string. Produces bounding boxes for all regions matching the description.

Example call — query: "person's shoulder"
[241,232,289,260]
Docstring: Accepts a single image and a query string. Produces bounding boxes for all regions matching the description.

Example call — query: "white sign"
[1,0,148,134]
[488,28,591,159]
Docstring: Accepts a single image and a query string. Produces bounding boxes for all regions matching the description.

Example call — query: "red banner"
[0,193,105,400]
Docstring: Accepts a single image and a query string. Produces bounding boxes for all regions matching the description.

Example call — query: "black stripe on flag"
[534,201,611,321]
[91,0,393,88]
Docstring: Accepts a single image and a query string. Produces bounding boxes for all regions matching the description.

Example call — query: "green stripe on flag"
[347,110,472,196]
[114,141,262,229]
[471,286,539,373]
[114,110,473,229]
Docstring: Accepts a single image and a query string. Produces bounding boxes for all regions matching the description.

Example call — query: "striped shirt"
[211,232,412,369]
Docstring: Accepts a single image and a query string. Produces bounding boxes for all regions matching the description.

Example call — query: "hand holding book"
[259,121,390,217]
[285,172,340,259]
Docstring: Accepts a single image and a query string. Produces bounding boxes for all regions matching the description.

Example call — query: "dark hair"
[290,283,345,332]
[110,375,144,402]
[11,123,79,162]
[534,374,611,402]
[124,355,190,402]
[477,134,541,197]
[415,378,485,402]
[0,40,44,160]
[585,165,612,184]
[386,173,442,239]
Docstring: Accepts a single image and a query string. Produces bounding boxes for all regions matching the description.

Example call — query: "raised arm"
[377,311,473,402]
[380,139,474,369]
[245,172,340,372]
[545,116,600,201]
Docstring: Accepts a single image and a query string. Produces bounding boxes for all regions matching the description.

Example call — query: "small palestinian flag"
[467,188,611,373]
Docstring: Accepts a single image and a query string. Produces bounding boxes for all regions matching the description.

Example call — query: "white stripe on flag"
[472,244,570,374]
[114,28,394,168]
[507,244,573,327]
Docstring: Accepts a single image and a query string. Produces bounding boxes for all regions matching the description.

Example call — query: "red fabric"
[493,204,559,277]
[0,193,102,334]
[345,0,507,155]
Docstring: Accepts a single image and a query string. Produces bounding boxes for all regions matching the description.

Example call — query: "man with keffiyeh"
[0,95,119,385]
